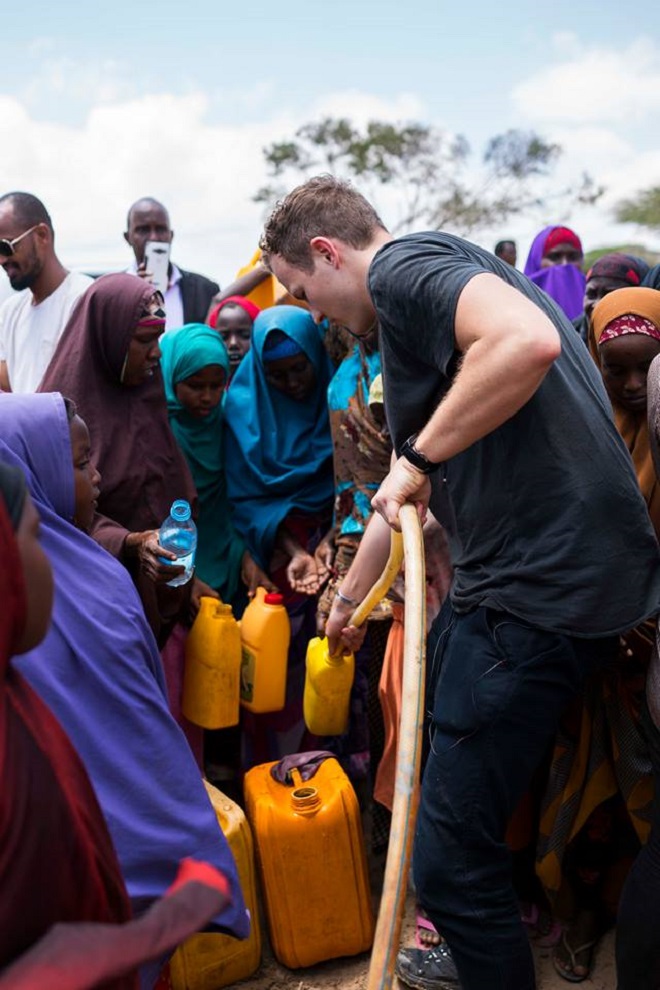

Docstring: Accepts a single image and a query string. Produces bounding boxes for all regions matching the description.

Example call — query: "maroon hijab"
[39,273,196,537]
[0,465,134,978]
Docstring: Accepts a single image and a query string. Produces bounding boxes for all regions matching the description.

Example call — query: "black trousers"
[413,602,614,990]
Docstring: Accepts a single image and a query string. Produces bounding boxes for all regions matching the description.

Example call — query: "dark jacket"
[179,269,220,324]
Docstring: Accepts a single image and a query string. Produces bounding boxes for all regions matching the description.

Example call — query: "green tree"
[614,186,660,232]
[254,117,603,235]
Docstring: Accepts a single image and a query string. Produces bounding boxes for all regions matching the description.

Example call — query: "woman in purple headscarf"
[0,392,249,989]
[523,225,586,321]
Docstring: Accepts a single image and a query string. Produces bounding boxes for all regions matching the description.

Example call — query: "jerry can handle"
[270,750,335,786]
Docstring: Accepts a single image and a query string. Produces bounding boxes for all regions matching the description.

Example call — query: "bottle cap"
[171,499,191,522]
[264,592,284,605]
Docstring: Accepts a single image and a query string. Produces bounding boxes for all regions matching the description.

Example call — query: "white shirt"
[0,271,93,393]
[126,262,184,331]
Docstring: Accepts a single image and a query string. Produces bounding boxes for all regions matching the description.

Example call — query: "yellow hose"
[362,504,426,990]
[348,529,404,630]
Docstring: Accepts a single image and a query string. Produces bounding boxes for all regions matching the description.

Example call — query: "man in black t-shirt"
[260,177,660,990]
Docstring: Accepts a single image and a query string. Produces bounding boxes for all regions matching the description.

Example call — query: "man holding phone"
[124,198,219,330]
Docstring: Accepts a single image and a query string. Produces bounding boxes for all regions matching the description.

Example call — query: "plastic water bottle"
[159,499,197,587]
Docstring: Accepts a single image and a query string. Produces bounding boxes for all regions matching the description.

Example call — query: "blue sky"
[2,1,659,285]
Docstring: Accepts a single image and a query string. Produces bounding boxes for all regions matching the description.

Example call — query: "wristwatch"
[399,433,442,475]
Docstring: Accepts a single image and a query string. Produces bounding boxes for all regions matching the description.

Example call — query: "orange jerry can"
[169,781,261,989]
[182,599,241,729]
[244,755,375,968]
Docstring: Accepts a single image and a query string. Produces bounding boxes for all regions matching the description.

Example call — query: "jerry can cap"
[264,592,284,605]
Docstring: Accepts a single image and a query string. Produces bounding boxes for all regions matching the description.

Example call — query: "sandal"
[552,910,601,983]
[416,909,442,949]
[395,945,460,990]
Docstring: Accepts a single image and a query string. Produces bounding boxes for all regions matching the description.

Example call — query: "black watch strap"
[399,434,442,474]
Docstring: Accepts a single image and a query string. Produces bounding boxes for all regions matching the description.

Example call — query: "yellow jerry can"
[182,598,241,729]
[303,636,355,736]
[169,781,261,989]
[239,588,290,714]
[244,755,374,968]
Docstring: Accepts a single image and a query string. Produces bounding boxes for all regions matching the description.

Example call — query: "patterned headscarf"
[598,314,660,346]
[592,287,660,345]
[586,253,649,286]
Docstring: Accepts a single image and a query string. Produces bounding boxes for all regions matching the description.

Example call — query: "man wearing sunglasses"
[0,192,92,392]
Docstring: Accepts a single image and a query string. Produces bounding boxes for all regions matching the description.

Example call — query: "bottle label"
[240,646,256,702]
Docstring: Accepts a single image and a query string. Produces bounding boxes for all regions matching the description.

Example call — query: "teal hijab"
[223,306,335,569]
[159,324,245,600]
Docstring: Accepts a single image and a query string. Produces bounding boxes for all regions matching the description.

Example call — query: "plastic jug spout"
[291,786,321,816]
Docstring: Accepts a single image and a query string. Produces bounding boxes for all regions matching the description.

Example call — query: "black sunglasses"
[0,224,40,261]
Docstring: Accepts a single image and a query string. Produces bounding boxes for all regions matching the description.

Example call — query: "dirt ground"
[236,887,617,989]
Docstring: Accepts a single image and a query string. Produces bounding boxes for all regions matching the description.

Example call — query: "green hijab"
[159,324,245,600]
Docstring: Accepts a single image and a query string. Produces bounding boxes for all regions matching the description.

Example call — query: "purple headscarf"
[524,225,586,321]
[0,394,248,978]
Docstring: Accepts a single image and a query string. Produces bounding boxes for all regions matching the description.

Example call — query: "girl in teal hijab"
[160,323,268,604]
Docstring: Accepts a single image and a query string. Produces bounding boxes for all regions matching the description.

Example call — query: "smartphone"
[144,241,170,296]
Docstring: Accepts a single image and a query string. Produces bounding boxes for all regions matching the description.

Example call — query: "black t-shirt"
[369,231,660,637]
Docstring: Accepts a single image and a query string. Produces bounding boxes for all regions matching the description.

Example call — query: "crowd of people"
[2,182,660,990]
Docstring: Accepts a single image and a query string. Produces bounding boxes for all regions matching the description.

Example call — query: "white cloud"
[1,90,275,283]
[0,86,433,286]
[3,35,660,300]
[512,38,660,125]
[504,37,660,261]
[313,89,425,126]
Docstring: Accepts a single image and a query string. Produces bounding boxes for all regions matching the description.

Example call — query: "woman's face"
[14,493,54,654]
[69,414,101,532]
[175,364,226,418]
[122,292,166,387]
[541,242,583,269]
[215,305,253,369]
[264,352,316,401]
[583,276,625,323]
[599,334,660,413]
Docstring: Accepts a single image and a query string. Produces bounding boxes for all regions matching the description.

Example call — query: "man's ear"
[310,236,340,267]
[123,231,130,246]
[35,223,52,247]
